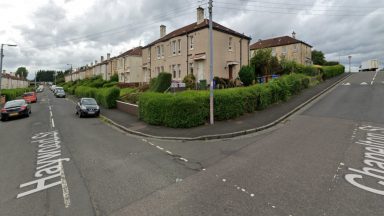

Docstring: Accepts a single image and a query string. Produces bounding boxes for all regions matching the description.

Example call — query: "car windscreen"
[57,89,64,93]
[4,100,25,108]
[82,99,97,105]
[23,93,34,96]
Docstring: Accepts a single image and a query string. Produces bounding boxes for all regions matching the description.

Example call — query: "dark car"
[55,89,66,98]
[76,98,100,117]
[1,99,31,121]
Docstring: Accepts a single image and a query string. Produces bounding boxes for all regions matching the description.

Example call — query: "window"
[228,37,233,51]
[147,48,150,59]
[172,41,176,55]
[282,46,287,55]
[189,62,194,75]
[157,46,161,59]
[293,44,298,52]
[161,66,164,72]
[161,45,164,58]
[190,36,194,49]
[272,47,276,56]
[178,64,181,78]
[172,65,176,78]
[178,39,181,54]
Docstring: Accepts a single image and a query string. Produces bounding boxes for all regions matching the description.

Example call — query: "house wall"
[1,75,29,89]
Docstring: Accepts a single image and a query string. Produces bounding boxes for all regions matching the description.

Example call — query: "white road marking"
[51,118,55,128]
[179,157,188,162]
[156,146,164,150]
[59,161,71,208]
[50,111,53,118]
[166,150,172,155]
[342,83,351,86]
[360,82,368,85]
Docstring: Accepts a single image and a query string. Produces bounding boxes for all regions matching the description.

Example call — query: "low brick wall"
[116,100,138,116]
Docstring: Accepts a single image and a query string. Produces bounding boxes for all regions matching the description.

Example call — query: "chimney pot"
[197,7,204,24]
[292,31,296,39]
[160,25,166,38]
[107,53,111,60]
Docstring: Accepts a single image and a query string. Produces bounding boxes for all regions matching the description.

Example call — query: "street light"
[0,43,17,103]
[67,64,73,82]
[348,56,352,73]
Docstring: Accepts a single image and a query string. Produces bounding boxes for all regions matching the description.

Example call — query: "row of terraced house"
[65,7,313,85]
[0,71,29,89]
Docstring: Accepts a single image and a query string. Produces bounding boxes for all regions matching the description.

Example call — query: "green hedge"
[323,65,345,79]
[1,88,33,101]
[75,86,120,108]
[149,72,172,92]
[139,73,311,128]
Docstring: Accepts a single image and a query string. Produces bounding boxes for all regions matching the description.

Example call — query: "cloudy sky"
[0,0,383,79]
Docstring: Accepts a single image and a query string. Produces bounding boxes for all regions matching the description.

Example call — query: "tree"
[238,66,255,86]
[15,67,28,79]
[250,48,273,77]
[312,50,326,65]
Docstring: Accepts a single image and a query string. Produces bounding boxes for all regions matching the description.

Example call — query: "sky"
[0,0,383,79]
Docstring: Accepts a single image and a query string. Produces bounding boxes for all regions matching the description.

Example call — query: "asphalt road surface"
[1,71,383,216]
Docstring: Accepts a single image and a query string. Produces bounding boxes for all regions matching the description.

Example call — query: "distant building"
[250,32,312,66]
[0,71,29,89]
[115,47,143,83]
[142,7,251,83]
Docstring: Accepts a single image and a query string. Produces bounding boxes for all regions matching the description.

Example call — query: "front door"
[229,65,233,80]
[197,61,204,81]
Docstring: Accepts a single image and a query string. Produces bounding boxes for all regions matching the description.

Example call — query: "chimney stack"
[95,60,98,65]
[107,53,111,60]
[292,31,296,39]
[197,7,204,24]
[160,25,166,38]
[101,56,104,62]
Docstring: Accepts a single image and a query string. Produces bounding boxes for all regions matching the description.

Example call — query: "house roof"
[250,36,312,50]
[1,73,27,81]
[143,19,251,48]
[117,46,142,58]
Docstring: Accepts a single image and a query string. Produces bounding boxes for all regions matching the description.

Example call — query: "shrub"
[120,88,136,96]
[239,65,255,86]
[323,65,345,79]
[110,74,119,82]
[214,88,245,120]
[103,81,118,88]
[74,86,120,108]
[1,88,32,101]
[183,74,196,89]
[149,72,172,92]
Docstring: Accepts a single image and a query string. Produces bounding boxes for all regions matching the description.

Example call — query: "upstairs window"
[272,47,276,56]
[293,44,298,52]
[282,46,287,55]
[228,37,233,51]
[161,45,164,58]
[190,36,194,49]
[172,41,176,55]
[178,39,181,54]
[157,46,161,59]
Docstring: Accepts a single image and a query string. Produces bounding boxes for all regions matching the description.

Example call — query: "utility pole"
[209,0,214,125]
[348,55,352,73]
[0,43,17,103]
[67,64,73,81]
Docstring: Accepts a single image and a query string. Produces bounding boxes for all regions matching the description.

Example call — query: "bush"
[110,74,119,82]
[103,81,118,88]
[183,74,196,89]
[74,86,120,108]
[138,73,312,128]
[323,65,345,79]
[120,88,136,96]
[1,88,32,101]
[239,65,255,86]
[149,72,172,92]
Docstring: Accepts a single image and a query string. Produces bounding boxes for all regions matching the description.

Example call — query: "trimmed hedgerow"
[74,86,120,108]
[138,73,311,128]
[323,65,345,79]
[149,72,172,92]
[1,87,33,101]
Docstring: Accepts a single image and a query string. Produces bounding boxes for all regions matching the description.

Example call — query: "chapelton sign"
[17,131,71,207]
[345,125,384,196]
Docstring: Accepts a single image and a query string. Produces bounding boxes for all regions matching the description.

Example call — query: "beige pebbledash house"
[115,47,143,83]
[142,7,251,83]
[250,32,313,66]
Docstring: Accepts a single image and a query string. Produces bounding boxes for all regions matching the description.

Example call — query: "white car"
[50,85,56,91]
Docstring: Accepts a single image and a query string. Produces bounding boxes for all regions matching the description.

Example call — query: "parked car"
[36,85,44,93]
[1,99,31,121]
[50,85,56,91]
[76,98,100,118]
[53,87,64,96]
[23,92,37,103]
[55,89,66,98]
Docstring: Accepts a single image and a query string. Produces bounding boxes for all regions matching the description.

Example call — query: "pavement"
[101,73,350,140]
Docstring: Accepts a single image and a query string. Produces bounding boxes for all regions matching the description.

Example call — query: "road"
[1,71,384,215]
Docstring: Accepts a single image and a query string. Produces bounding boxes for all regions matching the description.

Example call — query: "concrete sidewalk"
[101,74,350,140]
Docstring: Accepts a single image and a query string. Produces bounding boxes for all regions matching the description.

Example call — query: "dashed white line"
[156,146,164,150]
[179,157,188,162]
[166,150,173,155]
[59,161,71,208]
[51,118,55,128]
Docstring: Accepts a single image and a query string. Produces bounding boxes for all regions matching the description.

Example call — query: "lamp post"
[348,56,352,73]
[0,43,17,102]
[67,64,73,81]
[209,0,214,125]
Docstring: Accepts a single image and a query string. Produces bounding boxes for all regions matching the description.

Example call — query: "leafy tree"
[250,48,273,77]
[324,61,339,66]
[238,65,255,86]
[182,74,196,89]
[15,67,28,79]
[312,50,326,65]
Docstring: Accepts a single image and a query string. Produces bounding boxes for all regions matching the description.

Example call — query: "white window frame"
[190,36,194,50]
[172,41,176,56]
[189,62,194,75]
[282,46,287,55]
[157,46,161,59]
[177,64,181,78]
[161,45,164,58]
[271,47,276,56]
[178,39,181,55]
[293,44,298,52]
[172,65,176,78]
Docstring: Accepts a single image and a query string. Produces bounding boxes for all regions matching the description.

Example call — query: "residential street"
[1,71,384,215]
